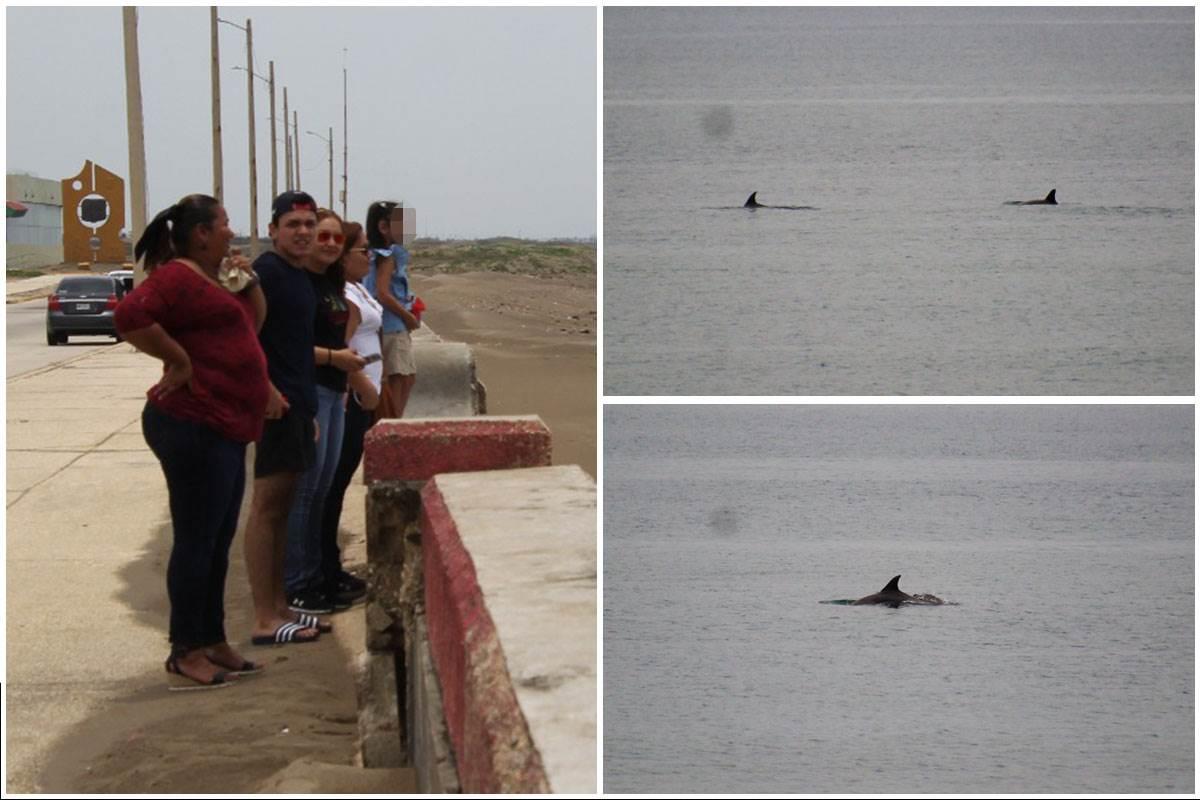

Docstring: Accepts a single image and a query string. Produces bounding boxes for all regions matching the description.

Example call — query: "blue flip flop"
[251,621,320,646]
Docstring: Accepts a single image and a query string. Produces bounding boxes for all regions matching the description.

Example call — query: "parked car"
[46,275,124,346]
[106,269,134,296]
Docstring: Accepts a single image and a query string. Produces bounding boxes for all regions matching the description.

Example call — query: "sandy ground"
[37,494,377,793]
[35,269,595,792]
[415,269,597,478]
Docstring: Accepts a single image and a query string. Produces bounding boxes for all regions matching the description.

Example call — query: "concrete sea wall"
[357,339,595,793]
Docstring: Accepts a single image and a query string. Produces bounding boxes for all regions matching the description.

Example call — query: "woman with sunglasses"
[318,221,380,609]
[282,208,367,616]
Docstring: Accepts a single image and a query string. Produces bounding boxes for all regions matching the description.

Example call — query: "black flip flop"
[205,653,264,676]
[165,655,234,691]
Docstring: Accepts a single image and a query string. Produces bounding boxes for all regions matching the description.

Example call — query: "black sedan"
[45,275,124,345]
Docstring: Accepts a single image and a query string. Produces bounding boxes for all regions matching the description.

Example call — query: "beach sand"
[416,269,597,478]
[43,269,595,792]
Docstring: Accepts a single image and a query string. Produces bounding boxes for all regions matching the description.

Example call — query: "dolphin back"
[1005,188,1058,205]
[744,191,759,208]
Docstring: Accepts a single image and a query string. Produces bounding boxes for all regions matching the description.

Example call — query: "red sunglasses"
[316,230,345,245]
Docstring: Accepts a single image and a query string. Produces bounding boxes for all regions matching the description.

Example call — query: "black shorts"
[254,410,316,478]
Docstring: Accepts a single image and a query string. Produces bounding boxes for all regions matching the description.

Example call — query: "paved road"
[6,297,120,379]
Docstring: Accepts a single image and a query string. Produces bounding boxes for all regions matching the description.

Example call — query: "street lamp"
[210,8,222,203]
[233,60,278,200]
[216,16,260,257]
[293,111,301,192]
[342,48,349,219]
[283,88,292,190]
[307,128,334,210]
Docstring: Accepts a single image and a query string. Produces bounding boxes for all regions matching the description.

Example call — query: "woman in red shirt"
[116,194,285,689]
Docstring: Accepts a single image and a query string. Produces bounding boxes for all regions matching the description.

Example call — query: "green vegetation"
[6,269,45,279]
[409,239,595,276]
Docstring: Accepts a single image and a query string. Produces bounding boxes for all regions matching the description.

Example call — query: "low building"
[6,173,64,269]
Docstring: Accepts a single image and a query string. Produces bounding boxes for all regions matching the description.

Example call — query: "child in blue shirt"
[364,200,419,417]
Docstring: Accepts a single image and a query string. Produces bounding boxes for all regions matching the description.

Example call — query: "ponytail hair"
[134,194,221,270]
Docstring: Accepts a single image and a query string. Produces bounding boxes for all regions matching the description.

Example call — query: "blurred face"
[269,209,317,265]
[311,217,345,271]
[388,207,416,246]
[388,208,404,243]
[343,232,370,282]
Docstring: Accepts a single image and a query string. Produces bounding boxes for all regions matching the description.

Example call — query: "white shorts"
[381,330,416,377]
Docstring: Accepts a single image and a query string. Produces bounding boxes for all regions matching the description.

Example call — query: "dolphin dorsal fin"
[745,192,758,207]
[1045,189,1056,203]
[882,575,902,592]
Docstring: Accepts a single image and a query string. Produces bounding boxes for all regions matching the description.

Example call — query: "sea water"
[603,8,1194,395]
[602,405,1193,793]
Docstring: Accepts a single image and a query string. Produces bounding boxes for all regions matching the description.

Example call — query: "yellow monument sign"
[62,160,126,264]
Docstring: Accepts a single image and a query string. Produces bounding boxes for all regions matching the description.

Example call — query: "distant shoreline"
[6,237,597,279]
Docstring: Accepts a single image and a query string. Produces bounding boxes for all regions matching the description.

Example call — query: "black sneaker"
[288,588,334,615]
[321,576,366,611]
[334,580,367,609]
[337,569,367,594]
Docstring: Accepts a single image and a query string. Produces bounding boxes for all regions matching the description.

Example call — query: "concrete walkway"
[4,280,372,791]
[7,344,192,790]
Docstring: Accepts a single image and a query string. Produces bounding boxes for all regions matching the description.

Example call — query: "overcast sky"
[6,5,597,239]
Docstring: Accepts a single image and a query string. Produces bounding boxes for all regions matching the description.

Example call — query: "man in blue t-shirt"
[243,191,325,646]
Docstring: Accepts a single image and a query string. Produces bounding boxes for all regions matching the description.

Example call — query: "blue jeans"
[320,392,376,588]
[142,403,247,651]
[284,385,346,595]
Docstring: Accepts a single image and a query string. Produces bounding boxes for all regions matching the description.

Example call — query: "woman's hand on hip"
[265,385,289,419]
[149,357,193,401]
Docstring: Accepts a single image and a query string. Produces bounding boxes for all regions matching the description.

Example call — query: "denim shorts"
[253,409,316,477]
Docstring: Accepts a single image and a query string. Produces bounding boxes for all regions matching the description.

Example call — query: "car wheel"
[46,330,57,346]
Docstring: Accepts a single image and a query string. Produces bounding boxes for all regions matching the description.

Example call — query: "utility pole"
[122,7,148,281]
[210,7,223,204]
[268,61,277,200]
[293,110,301,191]
[283,87,292,189]
[342,51,348,218]
[234,59,277,203]
[245,18,259,256]
[216,14,259,254]
[307,128,334,209]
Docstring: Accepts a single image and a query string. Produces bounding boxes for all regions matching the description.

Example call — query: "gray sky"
[6,5,597,239]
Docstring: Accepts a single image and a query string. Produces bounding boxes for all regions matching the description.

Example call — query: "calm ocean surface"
[603,8,1194,395]
[603,406,1194,793]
